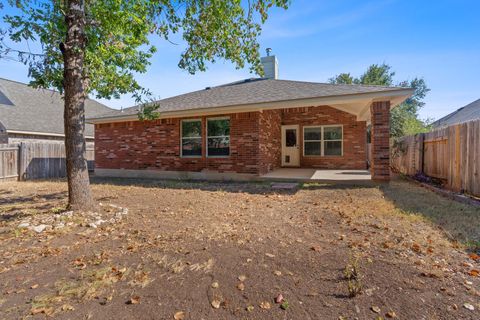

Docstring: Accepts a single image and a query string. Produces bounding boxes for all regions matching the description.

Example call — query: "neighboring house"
[88,55,413,181]
[432,99,480,129]
[0,78,112,144]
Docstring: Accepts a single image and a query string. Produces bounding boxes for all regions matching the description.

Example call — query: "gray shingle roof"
[92,78,409,120]
[432,99,480,128]
[0,78,113,137]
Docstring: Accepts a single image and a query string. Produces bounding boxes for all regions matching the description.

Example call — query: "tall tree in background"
[0,0,290,211]
[329,63,431,138]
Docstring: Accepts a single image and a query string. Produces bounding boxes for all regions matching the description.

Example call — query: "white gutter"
[7,130,95,139]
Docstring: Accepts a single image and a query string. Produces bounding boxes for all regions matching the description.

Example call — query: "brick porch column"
[370,101,390,181]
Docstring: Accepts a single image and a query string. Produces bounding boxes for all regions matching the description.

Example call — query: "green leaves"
[1,0,290,114]
[329,63,430,138]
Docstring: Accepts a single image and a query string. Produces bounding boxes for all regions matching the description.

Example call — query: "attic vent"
[0,90,14,106]
[205,86,211,90]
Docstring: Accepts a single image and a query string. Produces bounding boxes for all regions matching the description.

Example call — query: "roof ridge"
[0,77,62,95]
[433,98,480,126]
[0,77,114,109]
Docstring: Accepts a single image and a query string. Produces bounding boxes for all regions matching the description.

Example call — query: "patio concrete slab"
[261,168,372,182]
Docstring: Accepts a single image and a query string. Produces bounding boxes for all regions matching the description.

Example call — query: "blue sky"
[1,0,479,120]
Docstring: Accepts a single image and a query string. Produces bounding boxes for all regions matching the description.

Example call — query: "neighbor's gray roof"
[91,78,409,120]
[0,78,113,137]
[432,99,480,128]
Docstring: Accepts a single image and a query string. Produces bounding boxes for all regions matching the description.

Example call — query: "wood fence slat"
[1,141,95,181]
[392,118,480,198]
[0,143,19,180]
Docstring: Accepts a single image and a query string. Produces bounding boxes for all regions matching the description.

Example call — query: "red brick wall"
[281,106,367,169]
[258,110,282,174]
[95,105,369,175]
[370,101,391,180]
[95,112,261,174]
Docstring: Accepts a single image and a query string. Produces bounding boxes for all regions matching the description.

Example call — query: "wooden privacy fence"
[391,118,480,197]
[0,144,19,180]
[0,142,94,181]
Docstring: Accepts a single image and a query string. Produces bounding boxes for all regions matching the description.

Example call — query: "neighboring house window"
[181,119,202,157]
[207,117,230,157]
[303,125,343,156]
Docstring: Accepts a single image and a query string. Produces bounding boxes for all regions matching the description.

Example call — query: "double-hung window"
[181,119,202,157]
[303,127,322,156]
[303,125,343,156]
[207,117,230,157]
[323,126,343,156]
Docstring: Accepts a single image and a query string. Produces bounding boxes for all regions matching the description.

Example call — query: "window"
[207,118,230,157]
[181,119,202,157]
[303,125,343,156]
[323,126,342,156]
[303,127,321,156]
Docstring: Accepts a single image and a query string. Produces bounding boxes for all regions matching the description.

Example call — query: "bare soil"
[0,177,479,320]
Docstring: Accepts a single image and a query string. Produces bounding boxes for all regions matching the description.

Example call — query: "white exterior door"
[281,125,300,167]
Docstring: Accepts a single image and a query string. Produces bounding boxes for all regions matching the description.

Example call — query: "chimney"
[261,48,278,79]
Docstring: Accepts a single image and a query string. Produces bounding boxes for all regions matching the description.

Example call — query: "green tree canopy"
[0,0,290,210]
[1,0,289,103]
[329,63,431,138]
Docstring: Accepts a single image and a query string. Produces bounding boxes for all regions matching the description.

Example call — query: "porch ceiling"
[328,93,409,122]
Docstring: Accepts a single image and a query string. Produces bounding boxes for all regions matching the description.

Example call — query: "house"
[88,55,413,181]
[0,78,112,144]
[432,98,480,129]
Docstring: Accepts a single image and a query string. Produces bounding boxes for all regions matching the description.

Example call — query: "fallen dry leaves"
[0,179,479,319]
[469,253,480,261]
[468,269,479,277]
[127,295,141,305]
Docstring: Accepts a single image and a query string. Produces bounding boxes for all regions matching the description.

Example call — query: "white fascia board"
[7,130,94,139]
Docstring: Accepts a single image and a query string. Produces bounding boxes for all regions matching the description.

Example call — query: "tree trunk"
[62,0,95,211]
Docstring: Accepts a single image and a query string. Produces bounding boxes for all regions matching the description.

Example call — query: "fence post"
[418,133,424,174]
[453,125,461,191]
[18,142,26,181]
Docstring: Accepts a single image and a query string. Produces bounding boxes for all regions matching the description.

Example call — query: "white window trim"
[303,125,343,157]
[206,117,230,158]
[180,119,202,158]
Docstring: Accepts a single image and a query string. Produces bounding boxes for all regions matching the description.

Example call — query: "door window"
[285,129,297,147]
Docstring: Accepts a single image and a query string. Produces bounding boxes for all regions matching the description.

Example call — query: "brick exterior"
[370,101,391,181]
[95,112,261,174]
[95,105,370,175]
[258,109,282,174]
[281,106,367,170]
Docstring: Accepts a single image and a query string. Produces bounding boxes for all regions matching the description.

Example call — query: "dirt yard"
[0,177,479,319]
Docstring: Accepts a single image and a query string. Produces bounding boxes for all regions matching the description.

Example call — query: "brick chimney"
[261,48,278,79]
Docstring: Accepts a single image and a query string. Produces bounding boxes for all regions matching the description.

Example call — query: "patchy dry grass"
[381,181,480,248]
[303,179,480,248]
[0,177,479,319]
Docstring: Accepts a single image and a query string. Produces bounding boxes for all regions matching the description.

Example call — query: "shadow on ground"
[0,191,67,206]
[380,178,480,249]
[90,176,300,195]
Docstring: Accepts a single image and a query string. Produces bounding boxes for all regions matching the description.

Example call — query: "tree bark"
[62,0,95,211]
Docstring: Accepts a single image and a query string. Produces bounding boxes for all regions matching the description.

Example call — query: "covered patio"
[260,168,372,183]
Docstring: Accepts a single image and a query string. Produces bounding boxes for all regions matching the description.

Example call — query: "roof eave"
[87,88,414,124]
